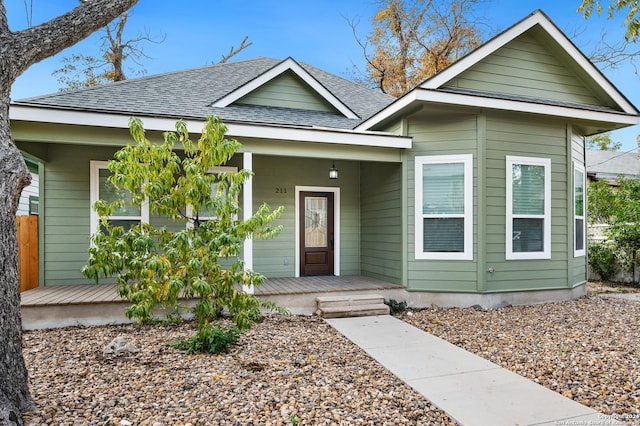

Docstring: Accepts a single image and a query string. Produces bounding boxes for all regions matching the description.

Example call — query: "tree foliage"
[588,177,640,282]
[82,116,284,336]
[579,0,640,42]
[586,132,622,151]
[352,0,486,96]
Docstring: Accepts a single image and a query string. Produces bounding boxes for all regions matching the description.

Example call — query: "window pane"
[305,196,328,248]
[512,164,544,215]
[575,169,584,216]
[575,218,584,251]
[423,218,464,252]
[512,218,544,252]
[423,163,464,215]
[99,169,141,216]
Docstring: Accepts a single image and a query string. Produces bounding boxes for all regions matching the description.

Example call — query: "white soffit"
[421,10,637,115]
[211,57,359,119]
[10,105,411,149]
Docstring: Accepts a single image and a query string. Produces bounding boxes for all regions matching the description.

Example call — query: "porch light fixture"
[329,161,339,179]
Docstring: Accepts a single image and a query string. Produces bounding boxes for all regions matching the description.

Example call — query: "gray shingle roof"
[586,149,640,179]
[13,57,395,130]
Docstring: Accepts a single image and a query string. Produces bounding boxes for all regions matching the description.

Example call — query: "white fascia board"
[422,11,637,115]
[357,89,638,131]
[412,90,639,126]
[211,57,359,119]
[355,91,418,131]
[10,105,411,149]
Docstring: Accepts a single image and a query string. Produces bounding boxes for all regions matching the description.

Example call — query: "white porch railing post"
[243,152,254,294]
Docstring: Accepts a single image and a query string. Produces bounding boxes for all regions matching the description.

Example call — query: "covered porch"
[20,276,407,330]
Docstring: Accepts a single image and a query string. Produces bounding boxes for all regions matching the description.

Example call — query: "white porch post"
[242,152,254,294]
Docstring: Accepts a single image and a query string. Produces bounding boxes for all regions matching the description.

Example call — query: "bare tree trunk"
[0,2,139,423]
[0,89,31,425]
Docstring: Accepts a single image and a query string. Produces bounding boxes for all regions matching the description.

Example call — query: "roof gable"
[442,28,609,107]
[422,10,636,114]
[357,10,639,132]
[212,57,359,119]
[235,69,340,113]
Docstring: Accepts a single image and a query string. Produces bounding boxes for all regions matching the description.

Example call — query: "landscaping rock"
[103,336,139,356]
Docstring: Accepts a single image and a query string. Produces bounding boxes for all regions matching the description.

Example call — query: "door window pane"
[305,197,327,248]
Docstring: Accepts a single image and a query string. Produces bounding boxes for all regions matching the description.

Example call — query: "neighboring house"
[10,10,639,307]
[586,149,640,183]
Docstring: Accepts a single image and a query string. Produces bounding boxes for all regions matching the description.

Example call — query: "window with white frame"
[415,154,473,260]
[90,161,149,233]
[185,166,238,228]
[506,156,551,259]
[574,163,586,257]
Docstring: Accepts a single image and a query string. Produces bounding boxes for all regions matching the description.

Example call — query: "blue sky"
[7,0,640,151]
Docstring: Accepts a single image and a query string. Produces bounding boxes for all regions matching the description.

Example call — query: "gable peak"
[211,57,359,119]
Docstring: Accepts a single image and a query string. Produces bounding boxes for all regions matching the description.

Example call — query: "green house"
[11,11,638,307]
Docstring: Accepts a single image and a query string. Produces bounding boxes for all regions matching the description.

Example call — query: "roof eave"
[10,105,411,149]
[356,89,639,132]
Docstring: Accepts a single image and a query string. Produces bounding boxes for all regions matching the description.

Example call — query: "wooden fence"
[17,215,38,292]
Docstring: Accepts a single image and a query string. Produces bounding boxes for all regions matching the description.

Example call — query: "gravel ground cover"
[22,315,455,426]
[397,295,640,425]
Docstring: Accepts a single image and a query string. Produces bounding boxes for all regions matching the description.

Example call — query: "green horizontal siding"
[43,144,120,286]
[237,70,337,113]
[406,113,479,292]
[251,156,360,278]
[360,162,402,284]
[444,30,602,106]
[484,112,569,291]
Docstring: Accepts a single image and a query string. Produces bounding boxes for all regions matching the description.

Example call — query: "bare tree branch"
[4,0,139,79]
[218,36,253,64]
[350,0,486,96]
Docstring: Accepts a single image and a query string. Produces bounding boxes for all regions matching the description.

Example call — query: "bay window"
[506,156,551,259]
[415,154,473,260]
[574,163,586,257]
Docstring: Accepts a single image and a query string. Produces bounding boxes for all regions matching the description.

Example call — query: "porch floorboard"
[21,275,403,307]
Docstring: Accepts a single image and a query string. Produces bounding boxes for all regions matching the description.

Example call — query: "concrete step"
[316,294,390,318]
[316,294,385,309]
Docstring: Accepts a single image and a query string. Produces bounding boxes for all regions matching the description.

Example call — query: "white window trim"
[185,166,238,226]
[414,154,473,260]
[574,162,586,257]
[90,160,149,234]
[506,156,551,260]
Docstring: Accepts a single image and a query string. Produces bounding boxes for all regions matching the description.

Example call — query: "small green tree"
[588,176,640,282]
[586,132,621,151]
[82,116,284,342]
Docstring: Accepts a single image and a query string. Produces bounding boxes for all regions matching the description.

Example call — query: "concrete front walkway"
[326,315,625,426]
